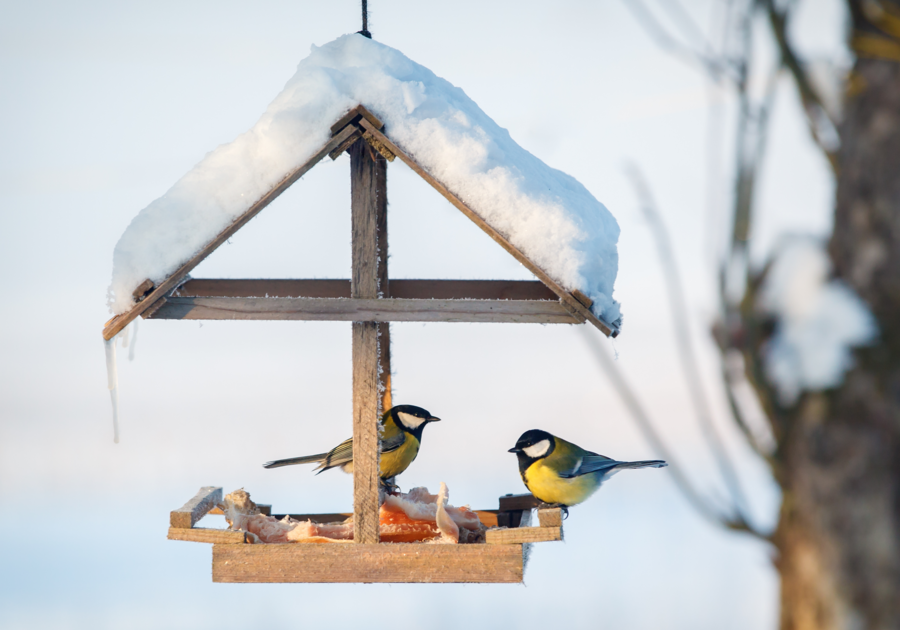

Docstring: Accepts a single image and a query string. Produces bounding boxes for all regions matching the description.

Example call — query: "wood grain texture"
[498,493,542,512]
[167,527,246,544]
[173,279,558,301]
[485,526,562,544]
[328,128,362,160]
[350,138,381,545]
[132,279,154,300]
[101,124,359,340]
[212,543,524,583]
[170,486,222,529]
[371,141,392,418]
[538,508,563,528]
[356,118,620,338]
[329,104,384,135]
[147,296,579,323]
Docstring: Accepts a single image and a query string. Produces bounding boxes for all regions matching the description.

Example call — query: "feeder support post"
[350,138,389,544]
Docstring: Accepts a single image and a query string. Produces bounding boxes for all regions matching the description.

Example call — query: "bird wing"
[315,432,406,473]
[561,454,667,478]
[558,453,618,478]
[381,431,406,454]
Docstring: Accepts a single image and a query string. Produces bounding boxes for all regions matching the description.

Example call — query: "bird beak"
[508,447,521,453]
[428,417,441,423]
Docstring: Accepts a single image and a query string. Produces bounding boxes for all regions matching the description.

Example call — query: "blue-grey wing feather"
[561,455,667,478]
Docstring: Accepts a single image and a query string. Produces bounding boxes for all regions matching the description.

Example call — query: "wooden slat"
[498,493,543,512]
[173,279,558,301]
[170,486,222,529]
[374,144,392,414]
[147,296,579,323]
[356,118,620,338]
[329,104,384,135]
[474,511,500,528]
[132,279,154,300]
[538,508,563,528]
[167,527,246,544]
[101,123,360,340]
[485,526,562,544]
[212,543,523,583]
[328,128,363,160]
[350,138,381,545]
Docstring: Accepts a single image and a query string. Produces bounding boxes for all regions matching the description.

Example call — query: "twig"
[625,164,756,528]
[620,0,740,82]
[762,0,839,174]
[580,329,770,541]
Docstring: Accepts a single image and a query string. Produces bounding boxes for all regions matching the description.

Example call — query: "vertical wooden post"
[375,148,392,413]
[350,139,388,544]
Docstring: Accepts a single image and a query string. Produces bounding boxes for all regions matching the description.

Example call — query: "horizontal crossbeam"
[173,278,558,301]
[147,296,580,323]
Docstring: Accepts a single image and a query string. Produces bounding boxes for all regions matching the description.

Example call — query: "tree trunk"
[775,14,900,628]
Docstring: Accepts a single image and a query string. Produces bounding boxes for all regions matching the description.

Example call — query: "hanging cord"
[359,0,372,38]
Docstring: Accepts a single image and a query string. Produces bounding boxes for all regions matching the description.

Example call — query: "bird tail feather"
[263,453,327,469]
[614,460,668,470]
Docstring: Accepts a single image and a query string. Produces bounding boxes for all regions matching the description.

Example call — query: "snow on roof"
[108,34,622,324]
[757,237,876,405]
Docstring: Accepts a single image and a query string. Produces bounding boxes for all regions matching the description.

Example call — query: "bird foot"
[380,479,401,495]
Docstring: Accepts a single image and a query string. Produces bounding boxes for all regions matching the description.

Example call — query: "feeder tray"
[106,103,613,584]
[167,487,563,583]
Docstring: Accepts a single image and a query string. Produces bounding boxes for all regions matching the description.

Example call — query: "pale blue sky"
[0,1,845,628]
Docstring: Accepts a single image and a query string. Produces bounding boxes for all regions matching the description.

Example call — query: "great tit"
[263,405,440,481]
[509,429,667,507]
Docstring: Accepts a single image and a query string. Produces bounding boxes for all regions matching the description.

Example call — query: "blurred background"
[0,1,865,628]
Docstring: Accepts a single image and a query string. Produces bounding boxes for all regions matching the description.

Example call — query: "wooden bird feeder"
[103,104,618,583]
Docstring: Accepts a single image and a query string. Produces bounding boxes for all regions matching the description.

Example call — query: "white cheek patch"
[397,412,427,430]
[522,439,551,458]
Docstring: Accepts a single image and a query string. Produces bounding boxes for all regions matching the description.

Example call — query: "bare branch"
[762,0,840,174]
[620,0,741,82]
[625,164,758,529]
[580,329,771,541]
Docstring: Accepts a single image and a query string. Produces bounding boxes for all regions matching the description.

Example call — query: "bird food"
[220,485,486,544]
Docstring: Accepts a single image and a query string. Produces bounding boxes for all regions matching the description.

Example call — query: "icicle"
[104,336,120,444]
[119,324,129,349]
[128,319,138,362]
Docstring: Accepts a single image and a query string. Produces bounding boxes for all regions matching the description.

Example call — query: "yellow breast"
[380,434,420,479]
[524,460,600,506]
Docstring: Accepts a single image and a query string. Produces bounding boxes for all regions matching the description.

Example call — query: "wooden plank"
[148,296,579,323]
[485,526,562,545]
[170,486,222,529]
[167,527,246,544]
[212,543,523,583]
[474,511,500,528]
[329,104,385,135]
[328,128,363,160]
[132,279,154,300]
[572,289,594,309]
[373,143,392,414]
[173,279,558,301]
[498,493,543,512]
[356,118,620,338]
[350,138,381,545]
[538,508,563,528]
[101,123,360,340]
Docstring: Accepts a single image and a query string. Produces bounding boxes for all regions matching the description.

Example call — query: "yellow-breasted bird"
[263,405,440,481]
[508,429,667,508]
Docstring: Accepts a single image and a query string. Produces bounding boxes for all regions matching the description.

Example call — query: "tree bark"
[775,10,900,627]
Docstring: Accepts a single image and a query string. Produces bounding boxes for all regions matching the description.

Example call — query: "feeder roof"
[107,34,622,327]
